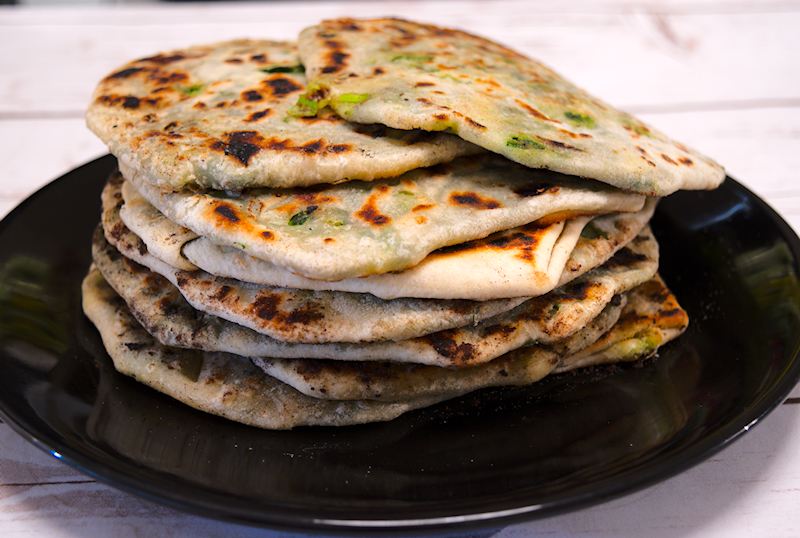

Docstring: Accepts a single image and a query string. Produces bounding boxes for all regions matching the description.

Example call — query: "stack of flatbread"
[81,18,724,429]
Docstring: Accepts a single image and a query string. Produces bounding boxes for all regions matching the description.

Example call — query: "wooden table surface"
[1,1,799,536]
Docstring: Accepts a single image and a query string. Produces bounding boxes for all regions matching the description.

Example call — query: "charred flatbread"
[92,212,659,367]
[81,268,451,429]
[86,39,480,192]
[295,18,725,196]
[123,153,646,281]
[119,170,658,300]
[183,199,657,300]
[553,274,689,373]
[99,176,528,344]
[82,267,687,428]
[250,298,623,402]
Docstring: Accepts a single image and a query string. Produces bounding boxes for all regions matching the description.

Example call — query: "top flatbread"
[296,18,725,196]
[86,39,480,191]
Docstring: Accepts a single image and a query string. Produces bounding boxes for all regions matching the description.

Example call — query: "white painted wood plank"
[497,401,800,538]
[0,425,88,486]
[1,3,798,113]
[0,118,106,219]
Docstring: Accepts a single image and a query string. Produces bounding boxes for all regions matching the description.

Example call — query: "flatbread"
[81,267,450,429]
[123,153,646,281]
[553,274,688,373]
[120,177,199,271]
[296,18,725,196]
[183,198,657,300]
[93,207,659,367]
[119,173,587,299]
[82,267,686,428]
[95,223,527,347]
[86,39,480,192]
[120,170,656,300]
[99,177,528,344]
[251,297,622,402]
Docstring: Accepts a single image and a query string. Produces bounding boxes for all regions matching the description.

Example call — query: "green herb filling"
[564,111,596,129]
[289,205,319,226]
[507,135,546,151]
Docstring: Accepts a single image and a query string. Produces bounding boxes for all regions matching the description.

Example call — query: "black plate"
[1,155,799,534]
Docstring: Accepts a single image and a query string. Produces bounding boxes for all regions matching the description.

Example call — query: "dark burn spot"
[105,67,145,81]
[463,115,487,130]
[513,183,559,198]
[537,137,581,151]
[262,231,274,240]
[214,203,240,223]
[211,131,265,165]
[661,154,677,165]
[164,121,179,132]
[138,54,187,65]
[265,137,352,156]
[124,342,147,351]
[253,294,280,321]
[252,293,326,327]
[487,227,545,262]
[481,323,516,339]
[422,331,476,363]
[604,246,649,269]
[251,54,267,63]
[450,192,501,210]
[357,204,390,226]
[300,140,323,154]
[263,76,303,97]
[210,285,232,301]
[679,157,694,166]
[298,113,341,125]
[149,71,188,85]
[157,296,179,316]
[373,67,385,75]
[145,129,182,140]
[122,96,141,109]
[242,90,263,102]
[245,109,272,122]
[415,82,435,87]
[556,281,596,303]
[321,51,349,74]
